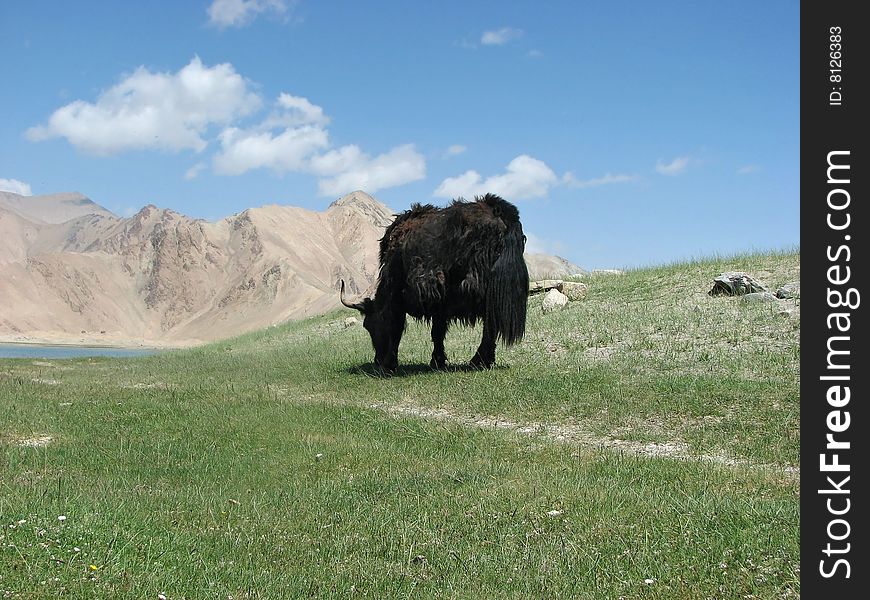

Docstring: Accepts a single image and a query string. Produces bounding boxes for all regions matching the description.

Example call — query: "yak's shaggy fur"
[341,193,529,371]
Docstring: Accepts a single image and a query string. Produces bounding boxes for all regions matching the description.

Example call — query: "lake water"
[0,344,162,359]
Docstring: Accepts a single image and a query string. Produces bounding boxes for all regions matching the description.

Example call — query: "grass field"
[1,251,800,598]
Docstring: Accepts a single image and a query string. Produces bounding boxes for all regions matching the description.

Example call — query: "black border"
[801,2,867,596]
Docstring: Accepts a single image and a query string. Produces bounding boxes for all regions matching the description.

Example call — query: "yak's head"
[340,280,397,372]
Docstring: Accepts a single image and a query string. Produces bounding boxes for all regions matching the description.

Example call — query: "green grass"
[0,251,800,598]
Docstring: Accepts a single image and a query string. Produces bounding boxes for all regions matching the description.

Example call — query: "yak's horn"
[339,279,368,311]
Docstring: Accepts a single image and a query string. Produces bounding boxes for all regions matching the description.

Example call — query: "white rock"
[775,281,800,299]
[541,289,569,313]
[343,316,359,328]
[528,279,563,295]
[559,281,588,301]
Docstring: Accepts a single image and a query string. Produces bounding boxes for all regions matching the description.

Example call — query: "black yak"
[340,193,529,372]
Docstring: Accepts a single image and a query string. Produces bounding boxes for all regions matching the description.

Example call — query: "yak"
[340,193,529,372]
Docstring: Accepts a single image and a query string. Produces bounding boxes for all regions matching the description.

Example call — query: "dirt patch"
[11,435,54,448]
[583,346,617,361]
[373,401,798,480]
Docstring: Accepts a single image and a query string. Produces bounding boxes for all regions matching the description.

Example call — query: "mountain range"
[0,190,583,347]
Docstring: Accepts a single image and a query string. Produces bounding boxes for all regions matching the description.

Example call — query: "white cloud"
[212,94,425,195]
[737,164,761,175]
[434,155,558,200]
[211,91,334,176]
[481,27,524,46]
[655,156,690,176]
[26,57,261,155]
[563,171,637,188]
[308,144,364,175]
[443,144,466,157]
[184,162,207,180]
[267,93,329,127]
[207,0,290,29]
[213,124,329,175]
[313,144,426,196]
[27,58,424,196]
[0,178,33,195]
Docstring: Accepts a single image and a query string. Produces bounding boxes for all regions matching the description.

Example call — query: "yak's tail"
[483,195,529,345]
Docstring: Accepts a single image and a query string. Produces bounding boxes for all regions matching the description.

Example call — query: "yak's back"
[380,194,519,260]
[379,202,439,263]
[466,193,520,225]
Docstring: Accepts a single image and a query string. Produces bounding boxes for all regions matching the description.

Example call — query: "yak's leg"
[429,316,449,369]
[469,318,496,369]
[385,312,406,373]
[374,308,405,374]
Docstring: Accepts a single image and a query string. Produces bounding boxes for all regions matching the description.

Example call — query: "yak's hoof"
[374,360,398,375]
[468,354,494,369]
[429,357,448,370]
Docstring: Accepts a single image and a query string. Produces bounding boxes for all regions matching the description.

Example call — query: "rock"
[529,279,563,295]
[343,316,359,328]
[741,291,778,303]
[541,289,569,313]
[775,281,800,299]
[559,281,588,301]
[709,272,768,296]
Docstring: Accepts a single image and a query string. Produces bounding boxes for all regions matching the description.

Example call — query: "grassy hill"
[0,251,800,598]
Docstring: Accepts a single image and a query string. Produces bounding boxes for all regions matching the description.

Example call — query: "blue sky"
[0,1,799,269]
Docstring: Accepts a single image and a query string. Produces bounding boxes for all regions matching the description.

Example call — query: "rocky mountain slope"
[524,253,586,280]
[0,190,583,347]
[0,191,387,346]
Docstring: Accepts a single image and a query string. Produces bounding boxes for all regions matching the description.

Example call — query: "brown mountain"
[0,190,387,346]
[0,190,583,347]
[524,253,587,280]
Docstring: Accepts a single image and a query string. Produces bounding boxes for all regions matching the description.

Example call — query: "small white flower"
[644,578,655,585]
[73,547,81,552]
[546,510,563,518]
[57,515,66,522]
[315,453,323,460]
[16,519,26,525]
[158,594,167,600]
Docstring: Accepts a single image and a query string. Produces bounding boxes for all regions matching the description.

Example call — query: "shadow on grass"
[345,362,509,378]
